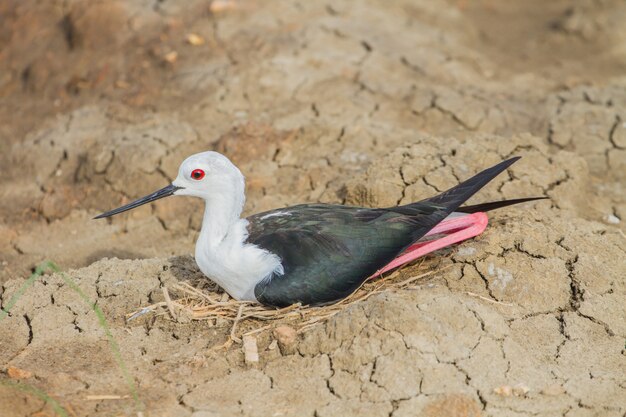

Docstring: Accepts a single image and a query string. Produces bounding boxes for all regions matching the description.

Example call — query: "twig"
[127,261,442,343]
[465,292,514,306]
[230,304,245,343]
[86,394,130,400]
[396,266,448,287]
[243,324,272,337]
[162,287,177,320]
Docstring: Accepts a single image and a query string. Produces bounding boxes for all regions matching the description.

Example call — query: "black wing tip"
[457,196,549,213]
[416,156,523,212]
[472,156,522,189]
[496,156,521,170]
[465,156,521,187]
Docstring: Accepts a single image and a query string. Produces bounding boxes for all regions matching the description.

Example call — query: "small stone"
[512,383,530,397]
[93,149,114,173]
[267,340,278,351]
[273,325,298,355]
[456,246,476,256]
[604,214,620,224]
[493,385,512,396]
[242,335,259,364]
[7,366,33,379]
[186,33,205,46]
[494,383,529,397]
[163,51,178,64]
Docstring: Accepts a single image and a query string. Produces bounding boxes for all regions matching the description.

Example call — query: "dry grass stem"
[127,261,443,340]
[86,395,130,400]
[465,291,514,306]
[162,287,177,320]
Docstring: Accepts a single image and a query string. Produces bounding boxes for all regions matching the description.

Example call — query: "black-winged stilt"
[95,152,543,307]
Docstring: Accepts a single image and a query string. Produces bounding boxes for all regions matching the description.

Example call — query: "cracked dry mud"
[1,1,625,416]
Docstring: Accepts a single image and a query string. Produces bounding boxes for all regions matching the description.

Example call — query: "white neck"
[198,185,245,244]
[193,183,283,301]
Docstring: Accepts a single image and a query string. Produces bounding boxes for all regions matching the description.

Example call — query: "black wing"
[247,204,443,307]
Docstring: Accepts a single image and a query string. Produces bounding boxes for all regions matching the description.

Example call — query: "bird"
[95,151,544,307]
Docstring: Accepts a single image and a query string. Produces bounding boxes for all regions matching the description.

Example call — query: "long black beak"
[94,184,182,219]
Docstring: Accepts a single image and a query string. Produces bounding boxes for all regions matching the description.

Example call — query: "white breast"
[194,219,283,300]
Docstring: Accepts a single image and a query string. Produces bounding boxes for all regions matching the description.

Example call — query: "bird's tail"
[457,196,548,213]
[382,156,525,247]
[372,158,546,277]
[417,157,522,216]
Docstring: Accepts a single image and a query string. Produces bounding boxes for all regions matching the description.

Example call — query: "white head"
[95,151,245,219]
[173,151,244,200]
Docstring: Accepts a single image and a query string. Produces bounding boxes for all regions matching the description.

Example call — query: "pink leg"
[370,212,488,278]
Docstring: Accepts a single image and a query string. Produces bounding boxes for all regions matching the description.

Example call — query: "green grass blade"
[0,260,144,414]
[0,263,50,322]
[0,379,69,417]
[44,261,145,413]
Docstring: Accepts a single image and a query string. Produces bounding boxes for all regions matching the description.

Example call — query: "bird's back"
[246,204,437,306]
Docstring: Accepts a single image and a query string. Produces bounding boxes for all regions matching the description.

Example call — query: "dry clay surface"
[1,0,626,416]
[2,136,625,417]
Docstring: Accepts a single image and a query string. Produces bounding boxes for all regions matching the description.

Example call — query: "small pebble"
[186,33,205,46]
[493,385,512,396]
[512,384,530,396]
[494,383,529,397]
[7,366,32,380]
[242,335,259,364]
[273,325,298,355]
[163,51,178,64]
[604,214,620,224]
[457,246,476,256]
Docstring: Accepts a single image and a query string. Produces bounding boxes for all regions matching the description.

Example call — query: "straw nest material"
[126,260,449,348]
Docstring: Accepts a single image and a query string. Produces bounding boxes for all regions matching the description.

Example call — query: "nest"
[127,260,447,347]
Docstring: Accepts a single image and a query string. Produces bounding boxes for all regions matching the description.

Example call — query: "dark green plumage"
[247,158,521,307]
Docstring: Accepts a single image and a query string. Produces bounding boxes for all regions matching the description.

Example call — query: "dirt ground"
[1,0,625,416]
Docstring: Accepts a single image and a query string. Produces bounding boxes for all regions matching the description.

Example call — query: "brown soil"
[1,1,625,416]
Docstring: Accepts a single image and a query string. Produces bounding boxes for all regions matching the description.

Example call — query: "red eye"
[191,169,205,180]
